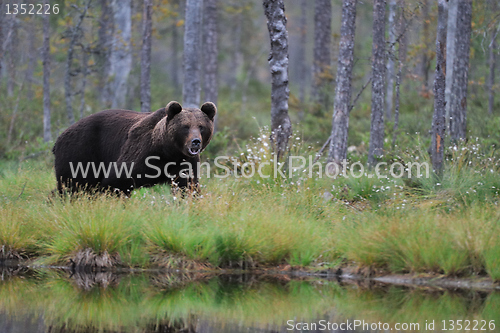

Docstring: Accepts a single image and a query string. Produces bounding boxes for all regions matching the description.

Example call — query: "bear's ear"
[166,101,183,120]
[201,102,217,121]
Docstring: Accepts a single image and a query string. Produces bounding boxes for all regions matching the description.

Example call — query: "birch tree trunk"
[420,0,430,89]
[431,0,447,174]
[140,0,153,113]
[43,0,51,143]
[203,0,218,130]
[79,47,89,120]
[0,1,16,83]
[110,0,132,109]
[171,20,180,93]
[298,0,307,105]
[449,0,472,142]
[367,0,387,166]
[98,0,113,106]
[311,0,332,110]
[7,18,17,97]
[263,0,292,161]
[202,0,218,105]
[327,0,357,165]
[385,0,397,121]
[25,17,36,100]
[392,0,406,147]
[183,0,203,108]
[488,24,497,115]
[0,0,3,75]
[171,0,181,95]
[64,0,91,125]
[445,0,458,132]
[229,12,242,101]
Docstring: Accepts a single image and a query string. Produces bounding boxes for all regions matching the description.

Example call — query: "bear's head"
[164,101,217,158]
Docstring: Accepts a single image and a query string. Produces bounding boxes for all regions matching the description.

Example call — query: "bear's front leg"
[168,159,200,196]
[99,165,136,196]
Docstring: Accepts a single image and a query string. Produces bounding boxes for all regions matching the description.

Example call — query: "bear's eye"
[199,126,205,133]
[183,125,190,132]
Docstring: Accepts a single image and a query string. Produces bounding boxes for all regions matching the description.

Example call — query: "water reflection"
[0,267,498,332]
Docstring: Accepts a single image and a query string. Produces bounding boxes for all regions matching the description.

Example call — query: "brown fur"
[53,101,217,195]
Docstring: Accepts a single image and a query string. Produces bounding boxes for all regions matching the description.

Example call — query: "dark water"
[0,267,499,332]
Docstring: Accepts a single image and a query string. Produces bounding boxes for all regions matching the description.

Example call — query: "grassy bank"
[0,135,500,280]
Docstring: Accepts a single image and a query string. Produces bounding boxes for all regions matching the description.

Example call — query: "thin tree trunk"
[298,0,307,106]
[0,1,17,76]
[392,0,406,147]
[25,16,36,100]
[6,18,17,97]
[182,0,203,108]
[368,0,387,166]
[79,48,89,120]
[43,0,51,142]
[327,0,357,165]
[0,0,3,72]
[140,0,153,113]
[203,0,218,130]
[392,60,402,148]
[263,0,292,161]
[449,0,472,142]
[445,0,458,132]
[110,0,132,109]
[64,0,92,125]
[420,0,430,89]
[311,0,332,110]
[229,12,242,101]
[171,15,180,94]
[385,0,397,121]
[98,0,113,106]
[7,79,24,146]
[202,0,218,105]
[431,0,447,175]
[488,25,497,115]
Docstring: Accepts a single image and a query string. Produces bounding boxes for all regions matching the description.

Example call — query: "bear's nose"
[191,138,201,148]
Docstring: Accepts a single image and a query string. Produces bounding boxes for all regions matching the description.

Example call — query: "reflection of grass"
[0,271,499,332]
[334,286,500,327]
[145,278,341,327]
[41,273,150,331]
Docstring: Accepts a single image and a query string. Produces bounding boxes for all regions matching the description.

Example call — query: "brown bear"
[53,101,216,195]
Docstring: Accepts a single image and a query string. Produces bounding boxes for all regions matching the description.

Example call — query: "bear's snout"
[188,138,202,156]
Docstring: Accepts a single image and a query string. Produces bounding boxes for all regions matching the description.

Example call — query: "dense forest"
[0,0,498,168]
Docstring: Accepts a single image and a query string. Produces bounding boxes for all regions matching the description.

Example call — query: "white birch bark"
[328,0,357,165]
[110,0,132,109]
[263,0,292,161]
[182,0,203,108]
[368,0,387,166]
[42,0,51,143]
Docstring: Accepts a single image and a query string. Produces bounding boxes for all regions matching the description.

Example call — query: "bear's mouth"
[188,147,201,156]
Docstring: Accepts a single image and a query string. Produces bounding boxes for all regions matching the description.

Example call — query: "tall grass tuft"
[0,204,37,259]
[40,195,147,267]
[335,204,500,276]
[144,183,339,268]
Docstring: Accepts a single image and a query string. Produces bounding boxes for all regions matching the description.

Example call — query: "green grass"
[1,133,500,281]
